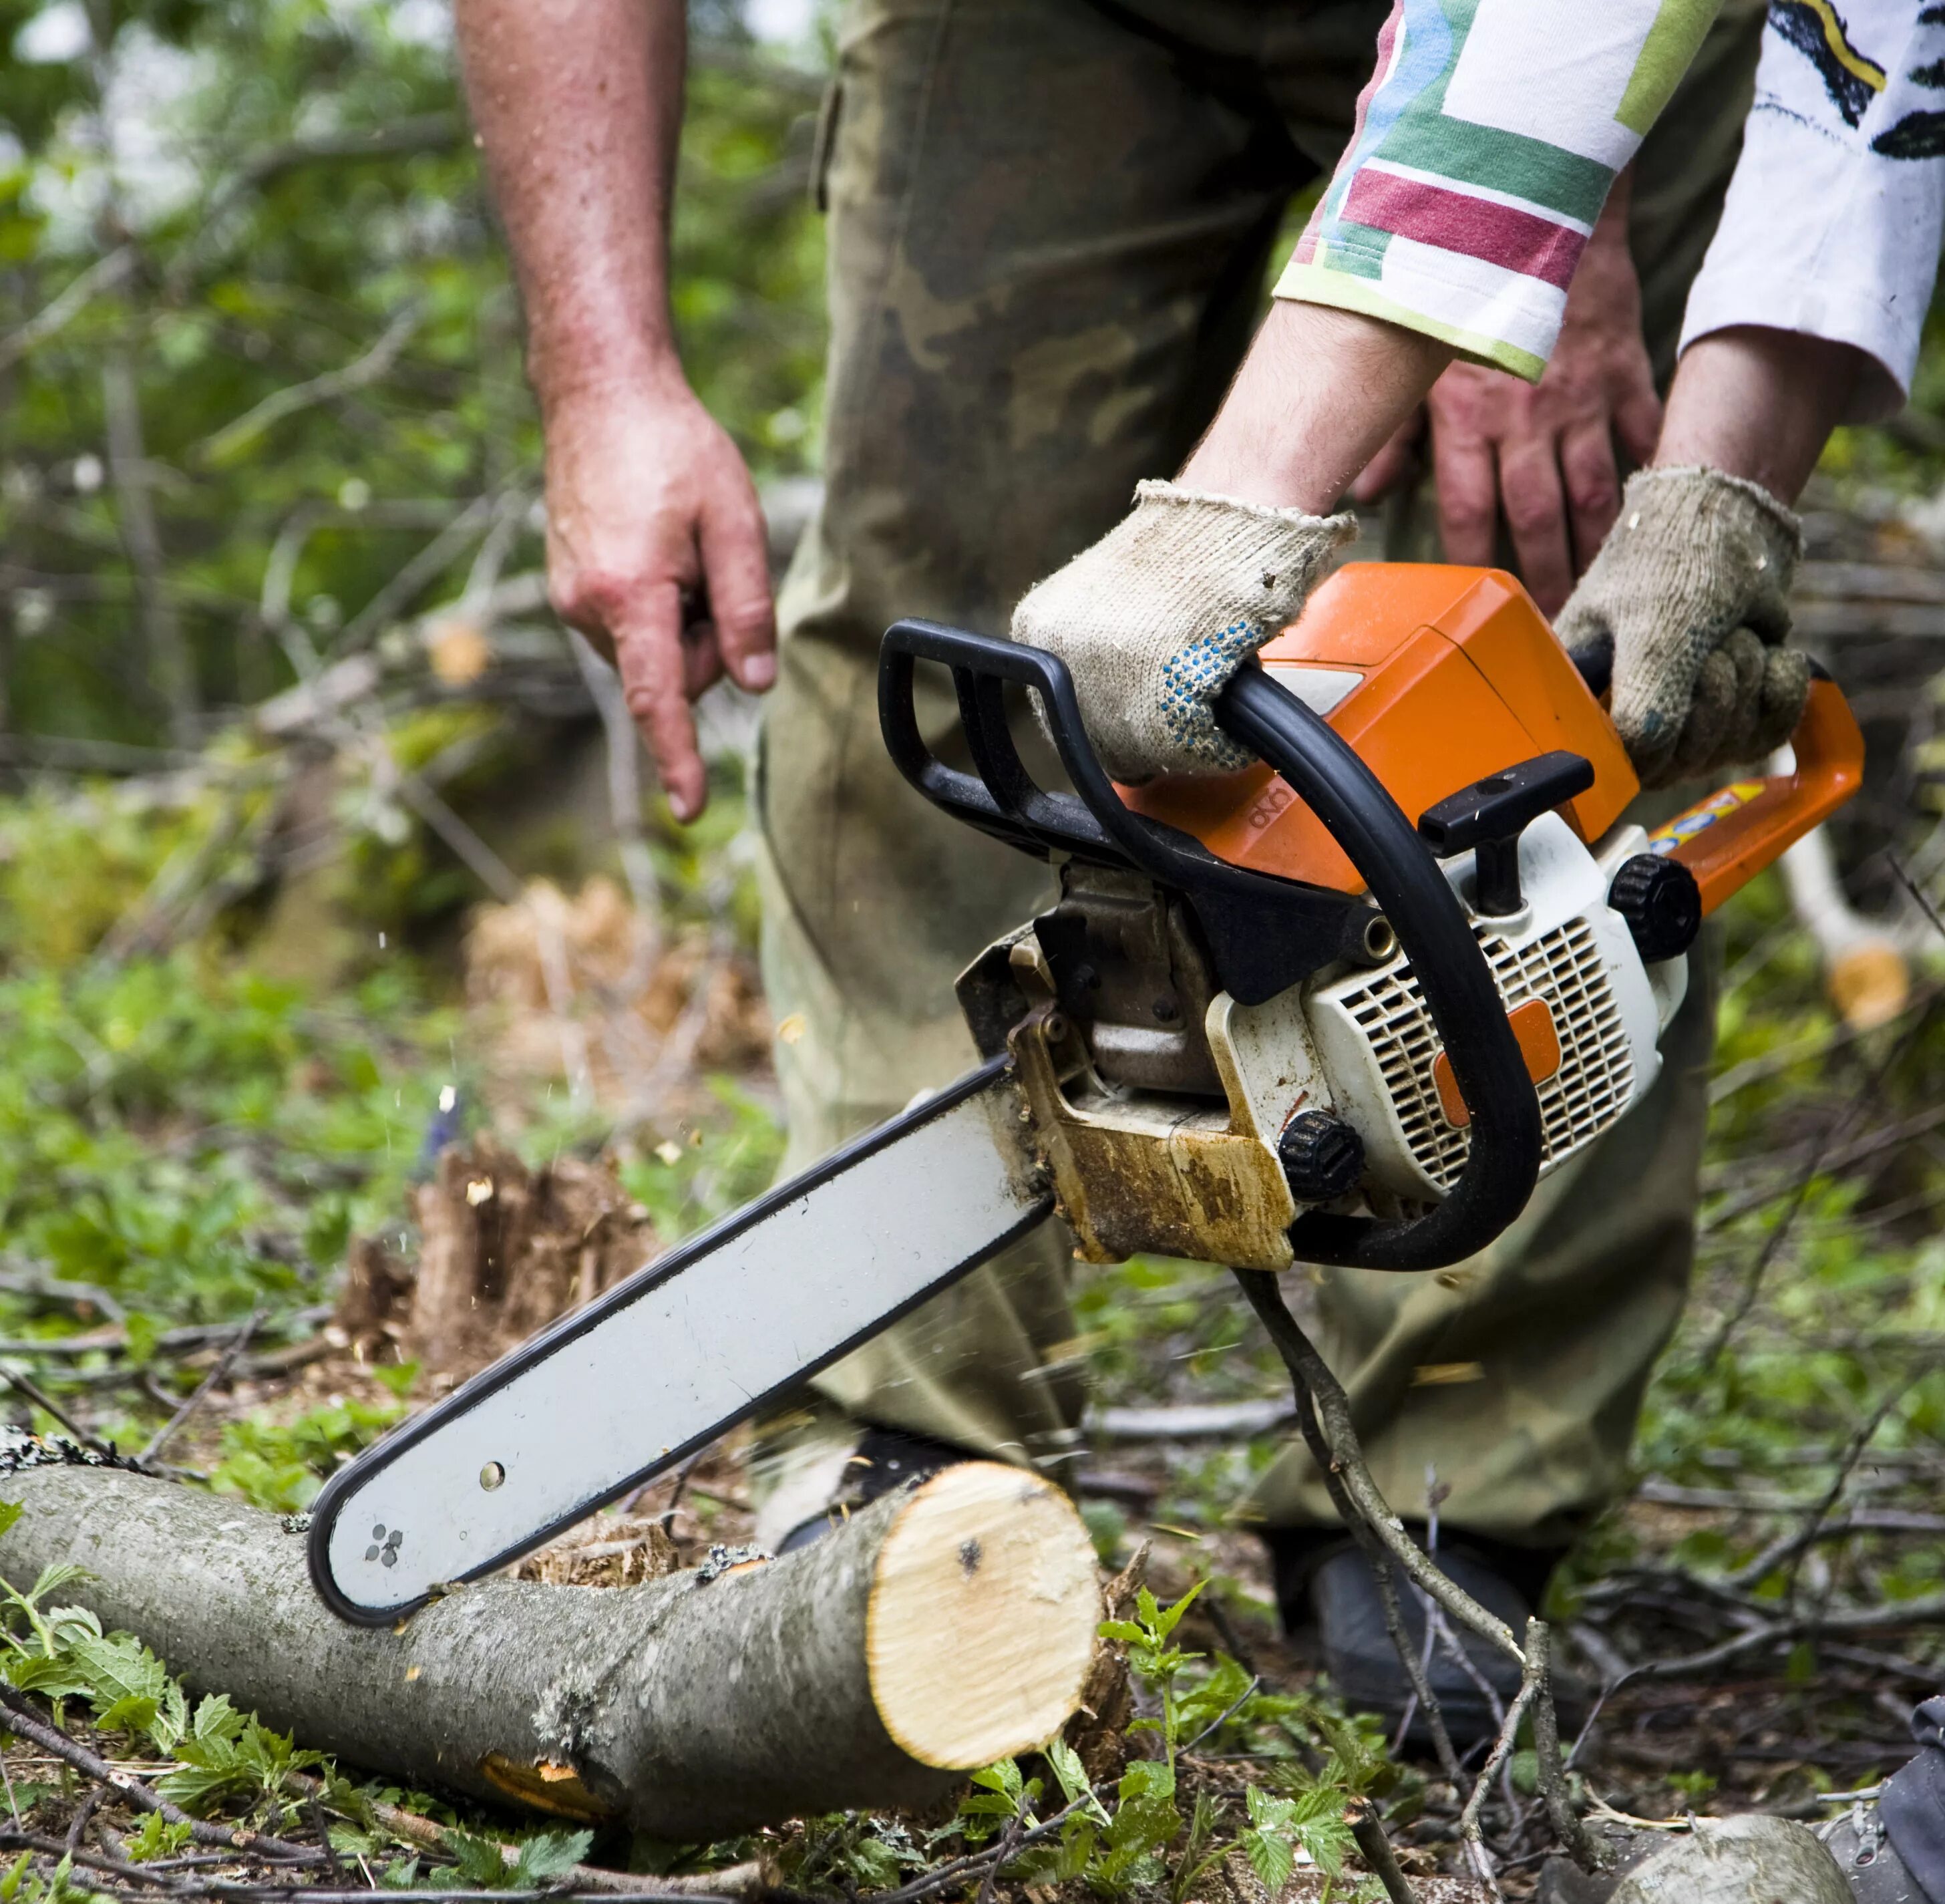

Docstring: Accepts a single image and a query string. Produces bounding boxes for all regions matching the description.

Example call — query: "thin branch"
[0,1366,106,1453]
[1693,994,1940,1373]
[197,304,421,466]
[0,248,138,371]
[102,344,196,744]
[137,1311,261,1464]
[1232,1269,1602,1881]
[1232,1274,1520,1661]
[0,1686,318,1863]
[1346,1800,1419,1904]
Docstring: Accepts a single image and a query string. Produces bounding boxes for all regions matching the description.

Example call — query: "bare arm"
[1652,325,1866,503]
[456,0,773,822]
[1178,299,1455,512]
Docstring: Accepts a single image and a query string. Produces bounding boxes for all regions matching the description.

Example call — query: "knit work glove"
[1010,480,1355,782]
[1555,466,1810,789]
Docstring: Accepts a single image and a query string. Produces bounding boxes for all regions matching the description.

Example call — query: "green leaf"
[124,1814,194,1863]
[122,1313,162,1365]
[1149,1581,1205,1641]
[1242,1824,1295,1897]
[94,1692,160,1737]
[1044,1737,1103,1817]
[2,1656,94,1699]
[443,1828,510,1887]
[1119,1759,1176,1804]
[67,1631,168,1714]
[155,1764,246,1811]
[371,1360,419,1400]
[192,1692,246,1745]
[0,1504,24,1543]
[971,1758,1023,1802]
[511,1829,593,1888]
[152,1678,188,1753]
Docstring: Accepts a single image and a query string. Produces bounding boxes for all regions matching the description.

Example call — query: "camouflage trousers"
[753,0,1760,1551]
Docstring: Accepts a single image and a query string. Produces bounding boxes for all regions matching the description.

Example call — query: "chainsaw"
[310,562,1862,1623]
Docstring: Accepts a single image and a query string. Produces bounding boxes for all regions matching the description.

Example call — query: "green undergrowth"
[0,1517,1405,1904]
[0,1519,593,1898]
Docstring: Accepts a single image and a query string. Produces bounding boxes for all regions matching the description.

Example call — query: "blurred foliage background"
[1,0,826,750]
[3,0,1945,1857]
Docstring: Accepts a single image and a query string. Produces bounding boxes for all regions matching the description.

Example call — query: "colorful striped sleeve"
[1274,0,1725,381]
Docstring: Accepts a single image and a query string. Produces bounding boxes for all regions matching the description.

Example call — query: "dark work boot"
[1823,1803,1931,1903]
[775,1424,977,1553]
[1263,1526,1577,1753]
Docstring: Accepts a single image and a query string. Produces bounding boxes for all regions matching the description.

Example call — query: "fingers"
[1670,645,1735,782]
[1432,434,1499,567]
[1495,438,1574,616]
[697,477,777,693]
[1558,419,1622,573]
[1717,625,1768,763]
[1668,629,1785,782]
[681,617,728,701]
[609,582,710,823]
[1612,374,1664,472]
[1753,647,1813,756]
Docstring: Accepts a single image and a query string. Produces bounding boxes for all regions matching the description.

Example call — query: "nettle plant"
[953,1584,1393,1903]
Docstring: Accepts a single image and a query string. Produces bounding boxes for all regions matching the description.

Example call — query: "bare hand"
[542,374,774,822]
[1350,196,1661,617]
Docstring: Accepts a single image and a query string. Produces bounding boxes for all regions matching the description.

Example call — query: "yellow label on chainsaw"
[1646,780,1767,856]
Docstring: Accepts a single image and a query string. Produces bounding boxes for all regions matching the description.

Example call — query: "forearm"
[1180,301,1453,512]
[454,0,686,410]
[1653,327,1866,505]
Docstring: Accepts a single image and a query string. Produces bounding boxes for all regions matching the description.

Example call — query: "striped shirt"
[1276,0,1725,381]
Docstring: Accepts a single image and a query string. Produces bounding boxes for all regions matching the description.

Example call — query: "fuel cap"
[1608,853,1702,963]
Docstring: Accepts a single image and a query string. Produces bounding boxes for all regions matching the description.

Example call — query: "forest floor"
[0,490,1936,1901]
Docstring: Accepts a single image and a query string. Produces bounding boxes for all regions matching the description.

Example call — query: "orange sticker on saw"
[1433,997,1561,1130]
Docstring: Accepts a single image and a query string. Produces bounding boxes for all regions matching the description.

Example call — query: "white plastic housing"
[1302,812,1664,1204]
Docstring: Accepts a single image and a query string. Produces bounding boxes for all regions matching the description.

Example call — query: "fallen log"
[0,1452,1099,1837]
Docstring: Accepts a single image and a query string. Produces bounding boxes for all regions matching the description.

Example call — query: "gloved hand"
[1555,466,1810,789]
[1009,480,1354,783]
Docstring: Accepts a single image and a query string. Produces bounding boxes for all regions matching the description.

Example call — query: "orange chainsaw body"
[1122,563,1864,915]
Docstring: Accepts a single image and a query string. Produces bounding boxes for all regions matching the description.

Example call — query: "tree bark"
[0,1456,1099,1837]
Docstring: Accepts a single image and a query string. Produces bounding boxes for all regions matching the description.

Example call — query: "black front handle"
[878,620,1375,1003]
[878,624,1544,1270]
[1214,664,1542,1271]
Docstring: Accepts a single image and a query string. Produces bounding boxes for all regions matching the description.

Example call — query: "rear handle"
[1647,675,1864,913]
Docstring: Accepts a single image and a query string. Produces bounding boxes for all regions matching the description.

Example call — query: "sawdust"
[338,1136,657,1383]
[515,1513,683,1587]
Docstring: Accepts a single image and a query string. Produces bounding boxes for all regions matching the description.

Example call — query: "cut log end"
[868,1462,1100,1770]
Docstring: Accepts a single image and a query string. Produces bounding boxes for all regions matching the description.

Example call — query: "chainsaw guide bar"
[309,1058,1047,1622]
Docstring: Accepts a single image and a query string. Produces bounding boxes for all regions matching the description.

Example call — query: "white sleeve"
[1679,0,1945,422]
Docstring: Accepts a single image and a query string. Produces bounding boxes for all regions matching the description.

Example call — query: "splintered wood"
[337,1137,655,1380]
